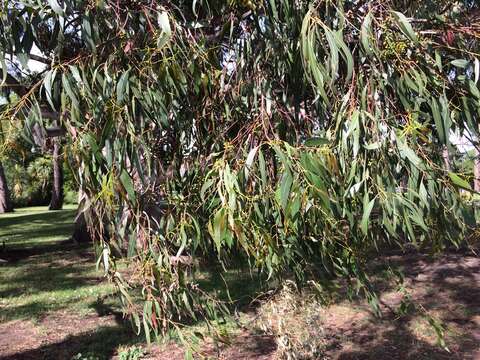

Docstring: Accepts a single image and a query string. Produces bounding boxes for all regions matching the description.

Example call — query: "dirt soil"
[0,251,479,359]
[319,252,480,360]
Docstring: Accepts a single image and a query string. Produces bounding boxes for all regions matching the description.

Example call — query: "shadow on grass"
[196,265,271,310]
[0,208,77,251]
[0,207,147,359]
[0,241,89,263]
[0,324,139,360]
[333,319,456,360]
[0,262,106,323]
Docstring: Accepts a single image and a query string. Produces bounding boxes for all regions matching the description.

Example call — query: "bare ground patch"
[256,251,480,360]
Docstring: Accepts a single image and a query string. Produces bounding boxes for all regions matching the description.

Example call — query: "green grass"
[0,206,116,323]
[0,204,78,248]
[0,206,139,359]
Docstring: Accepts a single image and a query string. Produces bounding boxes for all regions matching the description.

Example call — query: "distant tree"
[0,160,12,213]
[0,117,14,213]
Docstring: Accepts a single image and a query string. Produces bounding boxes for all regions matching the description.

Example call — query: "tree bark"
[72,211,92,243]
[0,161,13,213]
[442,146,451,172]
[474,147,480,192]
[72,190,92,243]
[49,138,64,210]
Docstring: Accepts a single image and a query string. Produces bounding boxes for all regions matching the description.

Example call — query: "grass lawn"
[0,205,115,323]
[0,205,78,248]
[0,206,141,359]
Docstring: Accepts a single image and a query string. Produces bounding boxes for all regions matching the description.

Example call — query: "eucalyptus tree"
[1,0,479,342]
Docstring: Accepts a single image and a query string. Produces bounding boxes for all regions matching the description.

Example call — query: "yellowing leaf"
[448,172,471,191]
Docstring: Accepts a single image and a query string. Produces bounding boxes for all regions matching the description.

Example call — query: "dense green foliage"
[0,122,77,207]
[1,0,479,344]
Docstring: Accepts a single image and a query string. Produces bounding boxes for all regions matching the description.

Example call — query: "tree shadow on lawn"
[0,323,139,360]
[333,317,455,360]
[0,240,90,262]
[0,246,98,293]
[0,241,108,323]
[196,265,270,309]
[0,208,76,225]
[0,208,77,251]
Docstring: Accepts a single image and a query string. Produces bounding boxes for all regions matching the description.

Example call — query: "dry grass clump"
[254,281,330,360]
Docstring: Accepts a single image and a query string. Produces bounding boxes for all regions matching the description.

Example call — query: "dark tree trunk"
[49,139,64,210]
[72,190,92,243]
[72,211,92,243]
[0,161,13,213]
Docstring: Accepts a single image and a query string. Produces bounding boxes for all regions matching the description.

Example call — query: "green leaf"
[360,12,374,56]
[468,80,480,100]
[258,149,267,187]
[62,73,79,107]
[392,11,418,43]
[333,30,354,82]
[430,98,445,144]
[132,313,141,335]
[116,70,130,104]
[279,169,293,210]
[69,65,82,84]
[323,26,339,84]
[397,136,422,168]
[209,208,227,252]
[448,172,472,190]
[268,0,279,20]
[143,317,151,344]
[82,17,96,52]
[120,169,136,202]
[450,59,469,68]
[361,197,375,235]
[200,179,215,201]
[304,137,329,147]
[185,349,194,360]
[43,69,58,110]
[48,0,65,15]
[411,208,428,231]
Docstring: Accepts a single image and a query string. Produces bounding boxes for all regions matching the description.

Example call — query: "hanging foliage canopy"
[1,0,479,340]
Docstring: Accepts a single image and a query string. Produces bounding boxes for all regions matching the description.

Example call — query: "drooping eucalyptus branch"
[0,0,479,342]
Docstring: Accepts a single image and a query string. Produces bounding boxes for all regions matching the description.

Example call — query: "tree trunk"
[49,139,64,210]
[72,211,92,243]
[442,146,451,172]
[72,190,92,243]
[0,161,13,213]
[474,147,480,192]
